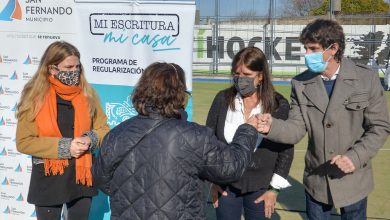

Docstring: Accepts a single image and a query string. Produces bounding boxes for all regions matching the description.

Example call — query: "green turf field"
[193,81,390,220]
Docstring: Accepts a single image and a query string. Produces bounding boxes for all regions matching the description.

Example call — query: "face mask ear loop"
[50,65,59,71]
[323,44,334,62]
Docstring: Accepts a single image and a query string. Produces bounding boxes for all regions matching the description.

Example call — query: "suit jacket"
[206,90,293,193]
[267,58,390,207]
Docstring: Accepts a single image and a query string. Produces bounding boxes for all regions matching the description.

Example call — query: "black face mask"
[233,76,257,96]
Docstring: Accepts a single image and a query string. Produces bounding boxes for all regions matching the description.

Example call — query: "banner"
[75,1,195,127]
[75,2,195,219]
[0,1,195,220]
[193,24,390,73]
[0,1,78,219]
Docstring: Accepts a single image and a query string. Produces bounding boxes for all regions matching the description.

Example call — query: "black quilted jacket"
[93,113,258,220]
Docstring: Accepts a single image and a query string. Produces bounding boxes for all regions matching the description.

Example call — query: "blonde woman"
[16,41,109,220]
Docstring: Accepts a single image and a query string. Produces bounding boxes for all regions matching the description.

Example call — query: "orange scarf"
[35,77,93,186]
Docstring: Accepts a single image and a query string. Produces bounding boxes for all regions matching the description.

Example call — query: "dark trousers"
[35,197,91,220]
[305,191,367,220]
[216,186,267,220]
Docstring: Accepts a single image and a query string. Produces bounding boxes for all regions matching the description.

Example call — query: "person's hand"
[246,115,258,129]
[70,136,91,158]
[255,190,277,219]
[257,113,272,134]
[211,184,227,208]
[330,155,355,173]
[77,136,91,147]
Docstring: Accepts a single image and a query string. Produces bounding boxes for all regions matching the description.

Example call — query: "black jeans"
[35,197,91,220]
[216,186,268,220]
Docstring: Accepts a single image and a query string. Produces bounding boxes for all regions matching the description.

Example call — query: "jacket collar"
[143,106,188,121]
[301,58,358,114]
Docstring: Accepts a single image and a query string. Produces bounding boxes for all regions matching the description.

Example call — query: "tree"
[282,0,323,16]
[351,31,385,65]
[235,9,257,21]
[311,0,389,15]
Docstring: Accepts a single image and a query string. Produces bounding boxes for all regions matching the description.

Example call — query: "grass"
[193,69,387,78]
[193,81,390,220]
[193,69,299,76]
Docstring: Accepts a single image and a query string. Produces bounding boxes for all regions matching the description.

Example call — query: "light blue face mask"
[304,45,333,73]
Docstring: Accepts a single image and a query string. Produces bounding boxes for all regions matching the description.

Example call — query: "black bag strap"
[133,118,174,147]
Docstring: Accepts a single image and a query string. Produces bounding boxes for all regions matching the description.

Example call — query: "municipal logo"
[16,193,24,201]
[0,101,11,110]
[2,177,9,185]
[0,147,7,156]
[9,70,18,80]
[0,162,14,171]
[2,177,23,186]
[5,117,17,127]
[1,192,15,200]
[4,148,21,157]
[14,163,22,172]
[11,102,17,111]
[0,116,5,126]
[23,55,32,64]
[1,205,25,215]
[22,54,39,65]
[3,206,11,214]
[0,84,20,96]
[0,54,17,63]
[30,210,36,217]
[0,0,22,21]
[0,132,12,141]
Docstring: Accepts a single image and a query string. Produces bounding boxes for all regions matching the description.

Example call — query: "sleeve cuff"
[344,149,362,169]
[58,137,72,159]
[82,130,99,152]
[254,133,264,152]
[270,173,291,190]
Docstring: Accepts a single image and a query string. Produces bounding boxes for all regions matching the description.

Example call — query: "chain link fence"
[193,0,390,77]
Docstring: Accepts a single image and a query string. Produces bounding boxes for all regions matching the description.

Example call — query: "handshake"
[246,113,273,134]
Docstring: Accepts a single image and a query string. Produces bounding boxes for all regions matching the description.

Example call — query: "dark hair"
[132,62,187,118]
[299,19,345,62]
[226,47,276,113]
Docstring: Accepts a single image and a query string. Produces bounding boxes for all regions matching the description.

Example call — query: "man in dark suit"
[258,19,390,220]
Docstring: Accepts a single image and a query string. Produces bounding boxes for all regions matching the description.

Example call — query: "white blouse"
[223,93,291,190]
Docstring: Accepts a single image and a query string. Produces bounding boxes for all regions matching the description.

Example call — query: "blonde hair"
[16,41,99,120]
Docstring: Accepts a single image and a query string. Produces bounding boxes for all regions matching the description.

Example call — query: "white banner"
[0,1,195,220]
[0,0,78,219]
[75,2,195,128]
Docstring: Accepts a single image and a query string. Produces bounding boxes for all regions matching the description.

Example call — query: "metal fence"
[193,0,390,77]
